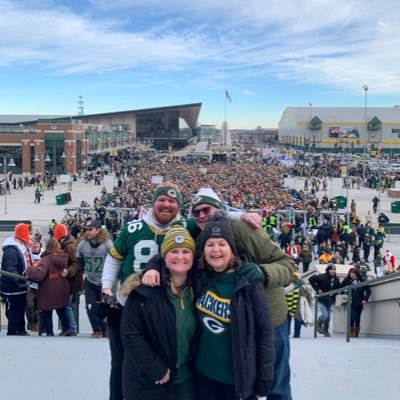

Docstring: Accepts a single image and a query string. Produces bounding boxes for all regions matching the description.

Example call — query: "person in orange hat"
[53,223,81,335]
[0,223,31,335]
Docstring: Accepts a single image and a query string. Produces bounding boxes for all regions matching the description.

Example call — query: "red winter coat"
[26,252,70,311]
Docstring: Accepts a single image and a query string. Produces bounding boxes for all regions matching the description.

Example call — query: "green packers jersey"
[108,219,167,283]
[195,271,235,385]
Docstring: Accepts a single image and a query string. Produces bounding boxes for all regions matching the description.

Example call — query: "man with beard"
[101,183,183,400]
[77,219,113,338]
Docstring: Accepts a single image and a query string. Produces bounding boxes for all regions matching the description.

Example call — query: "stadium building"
[0,103,201,175]
[278,106,400,154]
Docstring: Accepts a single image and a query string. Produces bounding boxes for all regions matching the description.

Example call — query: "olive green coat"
[231,220,296,327]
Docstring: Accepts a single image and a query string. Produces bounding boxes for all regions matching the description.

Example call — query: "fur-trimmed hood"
[120,272,142,297]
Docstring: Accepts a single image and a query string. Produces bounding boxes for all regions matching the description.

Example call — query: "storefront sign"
[329,127,359,138]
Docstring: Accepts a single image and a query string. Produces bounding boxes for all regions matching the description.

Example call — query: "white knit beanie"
[191,187,223,210]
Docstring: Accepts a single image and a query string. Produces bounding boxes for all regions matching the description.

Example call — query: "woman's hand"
[61,269,68,278]
[155,369,170,385]
[142,270,161,287]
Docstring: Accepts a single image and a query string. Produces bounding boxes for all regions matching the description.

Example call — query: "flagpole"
[224,94,227,125]
[224,90,228,147]
[224,90,232,147]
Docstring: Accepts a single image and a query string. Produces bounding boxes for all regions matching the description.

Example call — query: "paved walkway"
[1,313,399,400]
[0,175,115,223]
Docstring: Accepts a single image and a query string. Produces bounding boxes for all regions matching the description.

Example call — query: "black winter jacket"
[122,285,178,400]
[309,272,340,305]
[193,260,274,399]
[0,240,28,295]
[121,270,199,400]
[278,232,291,247]
[340,277,371,307]
[229,272,275,398]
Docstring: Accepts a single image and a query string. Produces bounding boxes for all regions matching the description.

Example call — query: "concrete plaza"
[0,174,116,226]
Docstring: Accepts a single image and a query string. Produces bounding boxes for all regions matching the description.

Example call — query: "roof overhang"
[79,103,202,129]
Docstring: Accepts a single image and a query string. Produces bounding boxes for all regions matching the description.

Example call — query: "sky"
[1,0,400,129]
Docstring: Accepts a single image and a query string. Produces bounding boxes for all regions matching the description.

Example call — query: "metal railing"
[0,269,80,335]
[314,271,400,342]
[0,220,32,233]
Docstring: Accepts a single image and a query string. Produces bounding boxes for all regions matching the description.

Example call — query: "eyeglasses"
[192,206,212,218]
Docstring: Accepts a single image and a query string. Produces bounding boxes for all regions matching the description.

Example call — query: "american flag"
[225,89,232,102]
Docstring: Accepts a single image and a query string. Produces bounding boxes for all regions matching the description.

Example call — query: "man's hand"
[238,263,266,284]
[142,270,161,287]
[102,288,114,297]
[61,269,68,278]
[240,212,262,230]
[361,300,367,306]
[155,369,170,385]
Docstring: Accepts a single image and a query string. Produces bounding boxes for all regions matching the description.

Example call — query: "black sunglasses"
[192,206,212,218]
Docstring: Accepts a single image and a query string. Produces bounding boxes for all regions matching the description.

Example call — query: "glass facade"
[85,126,128,151]
[137,111,179,139]
[32,146,53,174]
[30,146,35,174]
[45,132,65,174]
[136,111,194,149]
[76,139,82,170]
[199,125,217,140]
[0,146,22,174]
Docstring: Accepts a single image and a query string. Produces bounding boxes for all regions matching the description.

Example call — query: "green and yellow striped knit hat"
[161,222,195,258]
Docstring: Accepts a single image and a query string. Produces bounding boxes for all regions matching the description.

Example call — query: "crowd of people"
[1,183,295,400]
[1,148,399,400]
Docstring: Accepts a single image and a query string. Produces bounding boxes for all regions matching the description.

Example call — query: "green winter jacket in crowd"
[230,220,296,328]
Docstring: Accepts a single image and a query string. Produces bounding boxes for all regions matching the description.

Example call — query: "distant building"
[278,106,400,153]
[0,103,201,175]
[198,124,217,141]
[234,127,278,147]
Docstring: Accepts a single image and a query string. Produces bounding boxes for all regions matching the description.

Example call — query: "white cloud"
[0,1,204,73]
[1,0,400,94]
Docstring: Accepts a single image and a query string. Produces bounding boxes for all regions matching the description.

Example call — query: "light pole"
[362,85,368,121]
[82,159,88,176]
[378,157,382,216]
[61,151,76,174]
[33,152,51,175]
[61,151,76,191]
[81,151,88,175]
[0,154,16,214]
[308,102,312,153]
[362,84,368,182]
